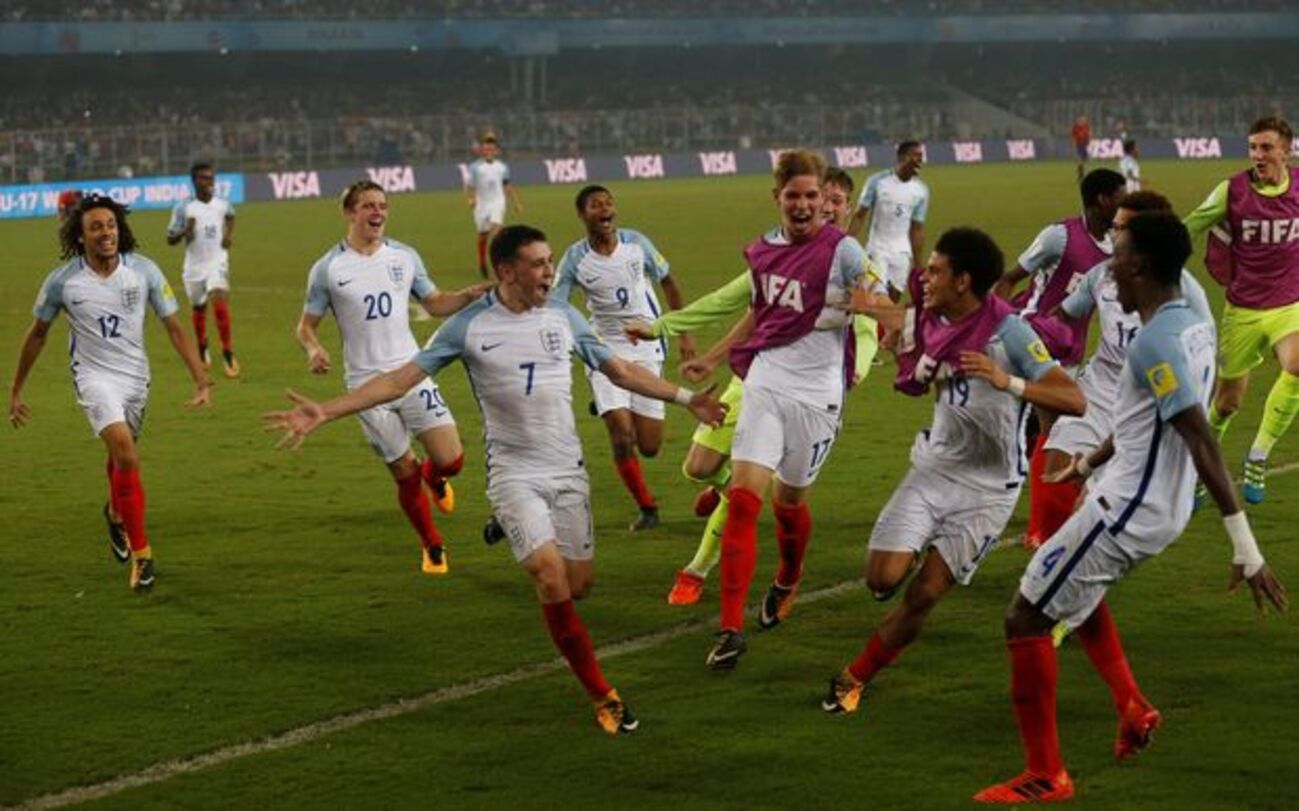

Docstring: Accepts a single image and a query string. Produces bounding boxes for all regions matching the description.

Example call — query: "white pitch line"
[10,581,866,810]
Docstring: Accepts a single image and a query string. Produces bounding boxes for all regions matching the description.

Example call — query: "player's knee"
[433,452,464,478]
[866,571,903,599]
[570,578,593,601]
[388,453,419,480]
[682,456,717,482]
[1003,595,1040,639]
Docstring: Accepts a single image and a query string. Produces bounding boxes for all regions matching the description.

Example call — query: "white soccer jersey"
[304,239,437,389]
[33,253,180,385]
[415,294,615,484]
[553,229,670,363]
[1090,300,1215,540]
[1062,262,1212,417]
[467,159,510,209]
[909,315,1058,492]
[1016,222,1112,317]
[167,197,234,281]
[744,230,876,412]
[858,170,930,259]
[1120,155,1141,192]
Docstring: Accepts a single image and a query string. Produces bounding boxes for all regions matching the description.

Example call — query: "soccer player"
[847,140,929,301]
[267,224,725,734]
[464,134,522,278]
[10,195,212,592]
[297,180,487,575]
[167,162,240,378]
[994,168,1126,549]
[1183,116,1299,504]
[974,211,1287,805]
[1120,139,1141,192]
[552,185,695,531]
[820,228,1084,716]
[1071,115,1092,183]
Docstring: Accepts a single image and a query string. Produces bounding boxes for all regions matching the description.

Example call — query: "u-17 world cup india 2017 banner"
[0,136,1269,219]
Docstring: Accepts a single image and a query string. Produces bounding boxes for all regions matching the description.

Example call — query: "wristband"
[1006,376,1026,398]
[1075,455,1093,479]
[674,387,694,406]
[1223,512,1265,577]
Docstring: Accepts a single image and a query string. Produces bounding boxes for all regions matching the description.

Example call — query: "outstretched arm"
[658,275,697,361]
[599,356,726,427]
[991,264,1030,302]
[958,356,1085,417]
[679,310,755,383]
[419,282,493,317]
[265,361,427,449]
[161,313,213,407]
[9,319,51,428]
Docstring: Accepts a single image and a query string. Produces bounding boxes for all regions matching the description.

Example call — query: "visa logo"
[544,158,588,184]
[952,142,984,164]
[699,151,737,176]
[269,171,321,200]
[623,153,665,179]
[366,165,417,193]
[1174,137,1222,160]
[833,146,868,168]
[1007,139,1036,160]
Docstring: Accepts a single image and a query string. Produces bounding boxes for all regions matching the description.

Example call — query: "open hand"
[687,383,728,428]
[263,389,327,450]
[1230,562,1289,614]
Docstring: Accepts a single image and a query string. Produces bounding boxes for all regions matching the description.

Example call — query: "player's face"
[192,170,216,201]
[580,191,616,238]
[481,142,499,161]
[821,182,851,227]
[1110,231,1142,314]
[1248,130,1289,183]
[775,174,823,241]
[898,146,924,178]
[346,190,388,241]
[920,251,963,313]
[502,240,555,308]
[79,207,119,261]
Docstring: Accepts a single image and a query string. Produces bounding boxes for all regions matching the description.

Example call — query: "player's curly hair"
[934,227,1004,297]
[1118,190,1173,214]
[1125,212,1191,286]
[58,194,137,260]
[773,149,826,189]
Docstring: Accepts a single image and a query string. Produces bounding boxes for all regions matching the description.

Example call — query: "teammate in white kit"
[553,184,695,531]
[11,195,212,592]
[822,227,1084,715]
[848,140,929,300]
[464,134,522,278]
[1120,139,1141,192]
[167,162,240,378]
[267,224,725,736]
[976,210,1287,805]
[297,180,488,575]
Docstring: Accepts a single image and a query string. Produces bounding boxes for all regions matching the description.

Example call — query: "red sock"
[542,599,612,700]
[1025,435,1049,543]
[772,500,811,587]
[1035,461,1083,542]
[719,487,762,631]
[1008,635,1064,776]
[421,453,464,491]
[614,456,656,510]
[110,467,148,552]
[1075,600,1140,712]
[191,306,208,349]
[848,630,902,683]
[212,299,233,353]
[396,471,441,550]
[476,234,488,269]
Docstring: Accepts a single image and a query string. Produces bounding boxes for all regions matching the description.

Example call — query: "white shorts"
[1044,401,1111,457]
[869,467,1018,585]
[183,262,230,307]
[76,375,148,437]
[586,359,665,419]
[1019,497,1174,631]
[474,202,506,233]
[355,378,456,464]
[489,473,594,564]
[865,245,912,296]
[731,384,841,488]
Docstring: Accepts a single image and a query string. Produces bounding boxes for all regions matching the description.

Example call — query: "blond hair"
[773,149,826,190]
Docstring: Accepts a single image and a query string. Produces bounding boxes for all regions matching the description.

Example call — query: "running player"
[848,140,929,300]
[464,134,522,278]
[167,162,240,378]
[1184,116,1299,504]
[821,228,1084,716]
[10,195,212,592]
[553,185,695,531]
[975,211,1287,805]
[1072,115,1092,183]
[994,168,1126,549]
[1120,139,1141,192]
[267,224,725,734]
[297,180,487,575]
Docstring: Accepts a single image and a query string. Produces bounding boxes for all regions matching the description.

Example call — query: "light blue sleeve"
[32,268,65,322]
[627,230,671,282]
[1179,270,1214,325]
[396,243,437,300]
[303,255,333,317]
[413,305,475,376]
[1061,262,1105,319]
[998,315,1058,382]
[559,302,614,370]
[551,244,581,303]
[1017,223,1068,274]
[858,171,883,210]
[503,162,512,184]
[911,181,930,223]
[833,236,867,288]
[1127,323,1201,421]
[143,259,180,319]
[166,202,186,236]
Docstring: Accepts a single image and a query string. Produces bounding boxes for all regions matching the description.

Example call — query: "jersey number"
[945,375,970,407]
[97,315,122,339]
[420,387,448,417]
[519,362,536,395]
[615,287,630,309]
[809,437,834,471]
[364,292,393,320]
[1115,323,1139,349]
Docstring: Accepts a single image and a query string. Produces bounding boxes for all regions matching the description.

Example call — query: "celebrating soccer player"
[11,195,212,592]
[464,134,523,278]
[848,140,929,301]
[268,224,725,735]
[1184,116,1299,504]
[552,185,696,531]
[821,227,1083,716]
[296,180,487,575]
[167,162,241,378]
[975,211,1287,805]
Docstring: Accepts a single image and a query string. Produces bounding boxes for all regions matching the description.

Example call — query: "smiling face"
[920,250,967,315]
[774,174,823,242]
[345,189,388,244]
[80,206,120,264]
[192,168,216,202]
[821,181,852,228]
[1248,128,1290,185]
[896,144,924,180]
[499,240,555,309]
[579,189,617,240]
